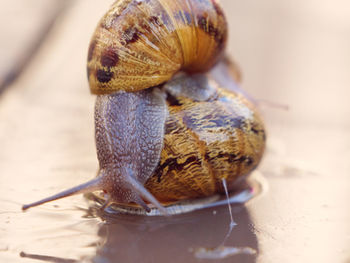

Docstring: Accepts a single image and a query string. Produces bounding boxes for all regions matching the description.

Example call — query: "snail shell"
[87,0,227,94]
[145,83,265,203]
[22,0,265,215]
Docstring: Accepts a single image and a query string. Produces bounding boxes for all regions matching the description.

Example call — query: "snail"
[22,0,265,215]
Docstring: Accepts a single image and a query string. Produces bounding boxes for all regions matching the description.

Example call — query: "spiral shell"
[144,83,266,203]
[87,0,227,94]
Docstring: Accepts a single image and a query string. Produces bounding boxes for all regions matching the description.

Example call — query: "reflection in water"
[92,203,258,263]
[190,178,258,260]
[89,173,262,263]
[19,173,265,263]
[220,178,238,246]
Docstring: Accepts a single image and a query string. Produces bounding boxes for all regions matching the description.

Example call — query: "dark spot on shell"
[166,92,182,106]
[215,153,238,163]
[141,16,157,33]
[251,125,260,135]
[208,23,217,37]
[238,155,253,166]
[100,22,110,30]
[183,111,244,131]
[215,32,225,49]
[155,156,201,182]
[248,122,266,141]
[149,16,159,25]
[244,156,253,166]
[207,152,252,166]
[212,0,224,17]
[88,40,96,61]
[97,69,113,83]
[227,155,254,166]
[198,16,219,39]
[123,27,140,45]
[101,49,119,67]
[140,20,151,33]
[197,16,208,32]
[196,15,226,48]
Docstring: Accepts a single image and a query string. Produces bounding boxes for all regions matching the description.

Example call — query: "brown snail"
[22,0,265,215]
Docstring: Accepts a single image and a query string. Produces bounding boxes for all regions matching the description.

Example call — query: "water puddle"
[84,171,266,261]
[86,170,267,217]
[6,171,265,263]
[190,177,259,260]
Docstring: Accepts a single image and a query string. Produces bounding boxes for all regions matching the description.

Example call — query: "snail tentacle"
[22,177,102,211]
[124,168,168,215]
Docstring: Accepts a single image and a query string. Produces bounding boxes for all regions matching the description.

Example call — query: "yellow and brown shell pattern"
[145,86,266,204]
[87,0,227,94]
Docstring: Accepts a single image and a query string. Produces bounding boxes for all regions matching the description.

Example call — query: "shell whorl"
[87,0,227,94]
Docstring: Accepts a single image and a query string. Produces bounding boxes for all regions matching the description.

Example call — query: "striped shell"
[87,0,227,94]
[144,82,266,203]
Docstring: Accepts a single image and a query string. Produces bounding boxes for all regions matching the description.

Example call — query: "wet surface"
[92,205,258,263]
[85,171,265,216]
[1,0,350,263]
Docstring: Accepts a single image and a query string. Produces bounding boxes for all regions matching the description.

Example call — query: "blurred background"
[0,0,349,263]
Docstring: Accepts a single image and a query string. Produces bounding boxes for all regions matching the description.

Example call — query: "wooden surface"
[0,1,349,263]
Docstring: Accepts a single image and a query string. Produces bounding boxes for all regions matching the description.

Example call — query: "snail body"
[23,0,266,215]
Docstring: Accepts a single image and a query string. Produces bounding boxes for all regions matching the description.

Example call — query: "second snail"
[23,0,266,215]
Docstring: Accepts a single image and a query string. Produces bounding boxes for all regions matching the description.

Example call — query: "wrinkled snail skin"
[87,0,227,94]
[22,0,266,215]
[94,89,168,212]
